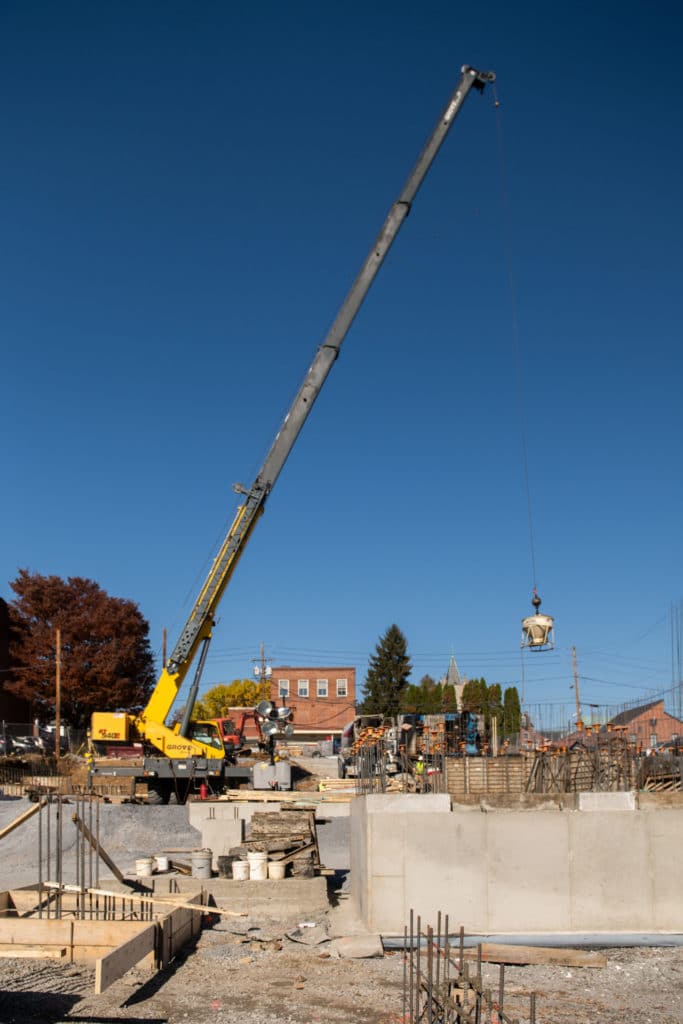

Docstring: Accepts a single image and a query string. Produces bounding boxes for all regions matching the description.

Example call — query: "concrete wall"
[350,793,683,935]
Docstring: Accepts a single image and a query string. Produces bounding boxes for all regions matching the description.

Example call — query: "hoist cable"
[491,83,538,592]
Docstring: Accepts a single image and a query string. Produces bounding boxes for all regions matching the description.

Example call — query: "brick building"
[609,699,683,750]
[269,666,356,742]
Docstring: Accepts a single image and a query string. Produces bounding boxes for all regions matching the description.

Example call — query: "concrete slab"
[155,875,330,920]
[364,793,451,815]
[195,819,244,869]
[578,791,636,811]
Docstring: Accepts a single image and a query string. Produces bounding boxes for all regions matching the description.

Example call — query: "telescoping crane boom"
[90,65,496,798]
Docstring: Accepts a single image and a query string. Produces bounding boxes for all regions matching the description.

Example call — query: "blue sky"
[2,2,683,730]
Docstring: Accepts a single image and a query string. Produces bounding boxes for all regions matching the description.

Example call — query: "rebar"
[402,911,540,1024]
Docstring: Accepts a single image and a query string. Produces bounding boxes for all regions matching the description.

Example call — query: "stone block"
[578,791,636,812]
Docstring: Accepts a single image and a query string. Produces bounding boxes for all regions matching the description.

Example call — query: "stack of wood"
[231,809,323,878]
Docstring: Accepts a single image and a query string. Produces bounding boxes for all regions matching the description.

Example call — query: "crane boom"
[141,64,495,729]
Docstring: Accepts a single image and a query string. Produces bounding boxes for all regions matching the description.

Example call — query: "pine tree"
[502,686,522,738]
[361,624,412,716]
[461,677,488,713]
[486,682,503,731]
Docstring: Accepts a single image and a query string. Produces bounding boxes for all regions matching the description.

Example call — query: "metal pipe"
[383,932,683,949]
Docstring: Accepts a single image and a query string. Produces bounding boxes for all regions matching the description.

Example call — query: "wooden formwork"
[0,888,204,993]
[445,754,532,797]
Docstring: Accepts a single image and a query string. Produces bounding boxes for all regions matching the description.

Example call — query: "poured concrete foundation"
[350,793,683,935]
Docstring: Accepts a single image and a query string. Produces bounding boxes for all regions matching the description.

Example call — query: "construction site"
[3,6,683,1022]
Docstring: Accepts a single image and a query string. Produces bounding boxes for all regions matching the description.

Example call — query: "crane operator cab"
[521,589,555,652]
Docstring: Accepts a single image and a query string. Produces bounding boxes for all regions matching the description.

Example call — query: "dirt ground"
[0,770,682,1023]
[0,898,681,1024]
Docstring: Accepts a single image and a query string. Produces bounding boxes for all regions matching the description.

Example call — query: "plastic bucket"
[268,860,286,880]
[231,860,250,880]
[247,850,268,880]
[135,857,154,877]
[154,856,169,873]
[217,855,237,879]
[191,848,213,879]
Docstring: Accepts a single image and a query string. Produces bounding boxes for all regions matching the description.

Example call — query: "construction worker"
[415,754,425,792]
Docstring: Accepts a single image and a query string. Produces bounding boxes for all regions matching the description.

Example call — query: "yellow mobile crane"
[90,65,495,803]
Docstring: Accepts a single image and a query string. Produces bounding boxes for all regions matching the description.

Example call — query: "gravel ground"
[1,794,682,1022]
[0,906,681,1024]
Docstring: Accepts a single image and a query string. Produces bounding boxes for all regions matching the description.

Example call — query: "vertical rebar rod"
[88,793,94,893]
[435,910,441,1016]
[403,924,407,1024]
[416,915,422,1024]
[46,796,52,919]
[56,796,62,918]
[38,796,44,919]
[96,797,101,888]
[410,909,415,1024]
[530,992,536,1024]
[426,925,434,1024]
[498,964,505,1017]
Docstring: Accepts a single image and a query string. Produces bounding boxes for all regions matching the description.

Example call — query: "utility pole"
[252,642,272,702]
[55,628,61,760]
[572,646,583,733]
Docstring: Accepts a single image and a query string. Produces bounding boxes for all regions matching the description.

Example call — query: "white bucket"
[268,860,286,880]
[191,848,213,879]
[154,856,169,873]
[135,857,154,877]
[247,850,268,881]
[232,860,250,880]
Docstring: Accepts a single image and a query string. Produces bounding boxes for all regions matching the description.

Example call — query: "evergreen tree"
[486,682,503,731]
[362,624,412,716]
[502,686,522,738]
[441,683,458,711]
[461,677,488,713]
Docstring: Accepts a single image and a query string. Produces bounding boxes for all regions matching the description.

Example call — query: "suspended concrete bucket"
[521,590,554,651]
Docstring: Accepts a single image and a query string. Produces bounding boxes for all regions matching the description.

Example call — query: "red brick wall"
[620,701,683,748]
[269,666,356,737]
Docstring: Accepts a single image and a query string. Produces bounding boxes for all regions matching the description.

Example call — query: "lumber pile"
[233,810,322,877]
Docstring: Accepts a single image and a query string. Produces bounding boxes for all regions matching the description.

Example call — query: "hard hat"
[418,755,424,761]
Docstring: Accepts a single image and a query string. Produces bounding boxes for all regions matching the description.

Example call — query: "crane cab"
[521,589,554,651]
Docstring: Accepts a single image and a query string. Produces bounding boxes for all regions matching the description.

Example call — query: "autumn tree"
[192,680,263,720]
[361,624,412,716]
[7,570,155,728]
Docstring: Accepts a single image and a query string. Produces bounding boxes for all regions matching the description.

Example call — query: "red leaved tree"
[7,570,156,728]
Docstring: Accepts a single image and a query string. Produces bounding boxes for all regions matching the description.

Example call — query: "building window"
[317,678,328,698]
[336,678,348,697]
[297,679,309,698]
[277,679,289,698]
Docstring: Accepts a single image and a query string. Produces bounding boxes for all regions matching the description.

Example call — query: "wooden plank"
[0,919,72,945]
[0,802,41,841]
[0,944,67,959]
[71,812,126,883]
[95,923,157,993]
[44,882,246,918]
[463,943,607,968]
